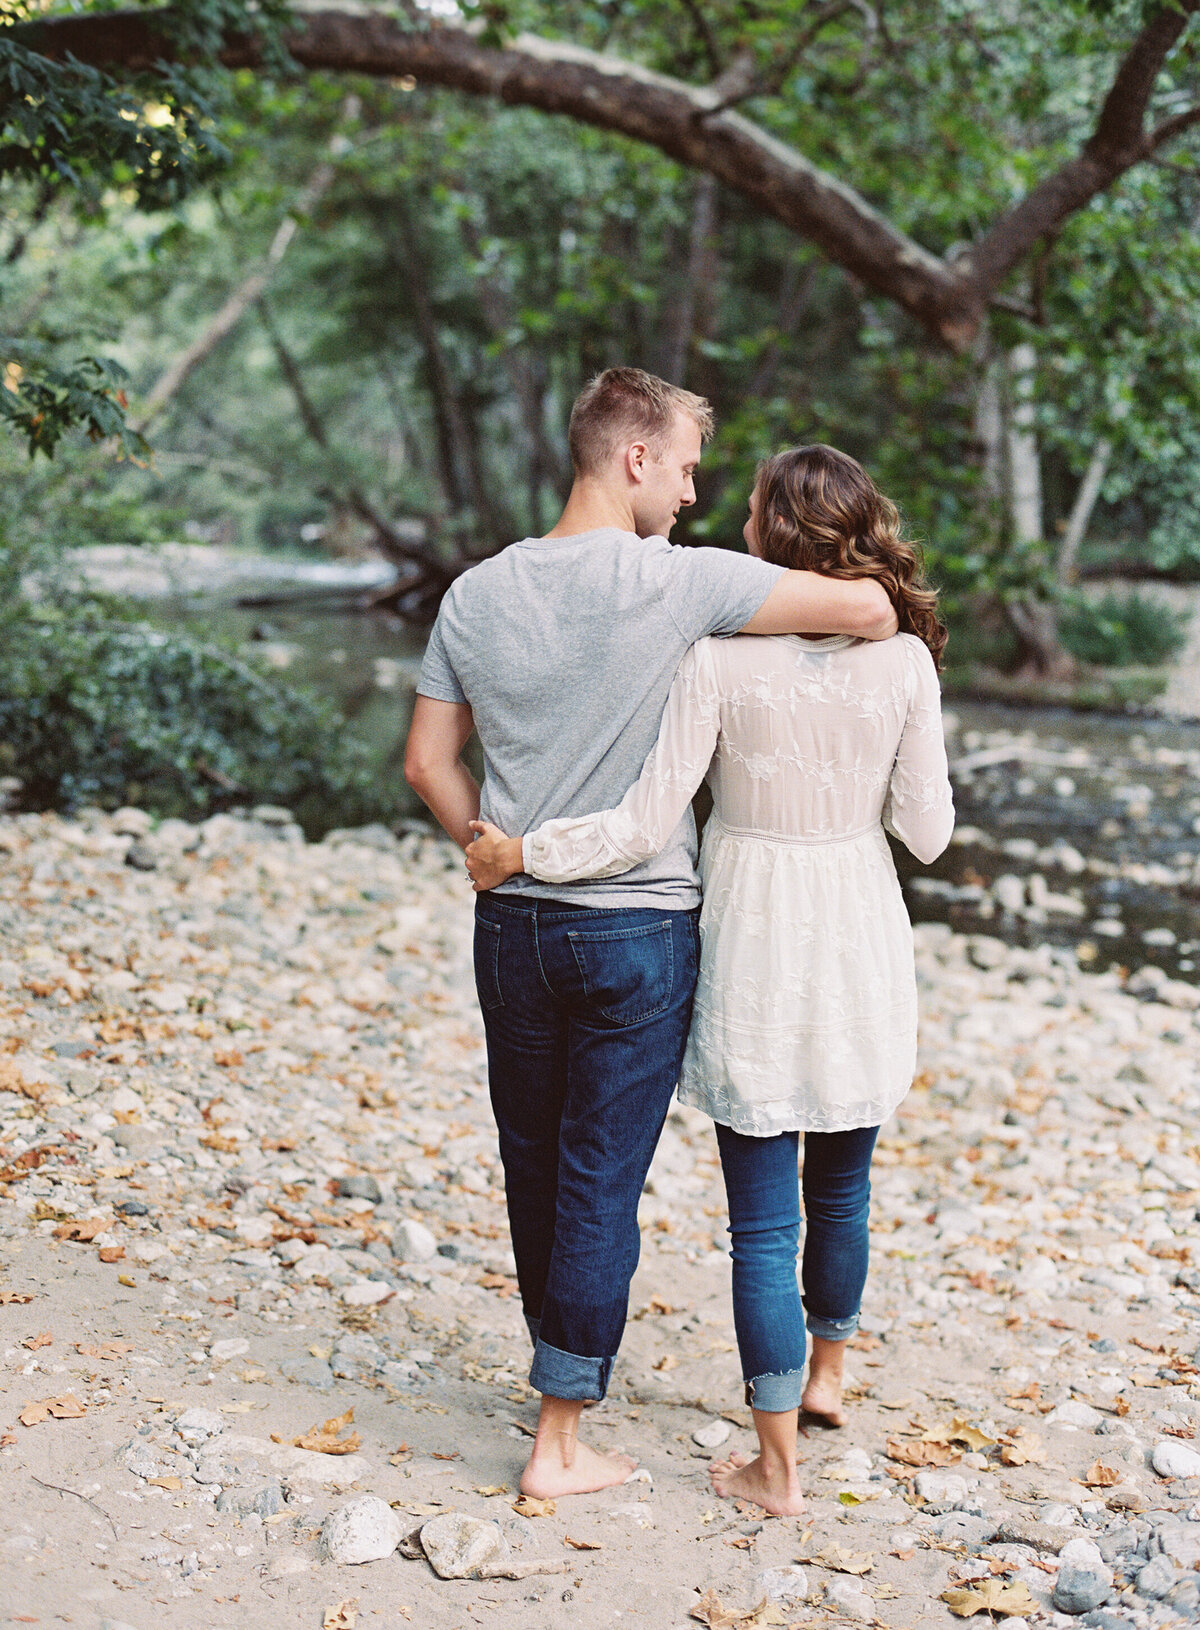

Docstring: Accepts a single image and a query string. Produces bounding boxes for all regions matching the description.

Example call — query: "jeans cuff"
[524,1313,540,1349]
[529,1338,613,1401]
[805,1310,859,1341]
[745,1369,806,1413]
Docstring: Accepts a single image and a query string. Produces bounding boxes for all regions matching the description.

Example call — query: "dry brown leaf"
[19,1394,86,1426]
[998,1428,1046,1467]
[689,1590,745,1629]
[1114,1396,1130,1417]
[474,1484,507,1497]
[200,1133,240,1154]
[941,1578,1036,1618]
[97,1246,125,1263]
[0,1291,33,1304]
[477,1272,520,1297]
[76,1340,134,1360]
[653,1353,678,1372]
[21,1332,52,1351]
[430,1451,460,1462]
[512,1494,556,1518]
[146,1476,183,1490]
[802,1542,873,1575]
[922,1414,997,1451]
[1079,1460,1122,1488]
[564,1534,603,1550]
[323,1601,358,1630]
[885,1436,961,1468]
[0,1431,15,1447]
[294,1407,362,1455]
[53,1218,109,1243]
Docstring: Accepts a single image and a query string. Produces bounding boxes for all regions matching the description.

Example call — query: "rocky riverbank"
[1,808,1199,1630]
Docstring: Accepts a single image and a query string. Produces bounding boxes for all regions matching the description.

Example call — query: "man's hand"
[465,820,525,891]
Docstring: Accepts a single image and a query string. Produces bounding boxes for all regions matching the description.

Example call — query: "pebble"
[691,1419,731,1450]
[1052,1537,1113,1614]
[758,1566,808,1606]
[419,1512,511,1580]
[341,1280,393,1306]
[393,1218,438,1262]
[823,1578,875,1621]
[1151,1440,1200,1479]
[320,1496,403,1564]
[1134,1554,1178,1600]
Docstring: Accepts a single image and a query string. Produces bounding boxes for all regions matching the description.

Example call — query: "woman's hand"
[465,820,525,891]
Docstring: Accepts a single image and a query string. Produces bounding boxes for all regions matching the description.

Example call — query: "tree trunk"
[1056,437,1113,587]
[661,172,718,385]
[135,101,358,433]
[1005,342,1043,547]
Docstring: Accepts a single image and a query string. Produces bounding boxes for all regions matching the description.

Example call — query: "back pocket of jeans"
[567,920,674,1026]
[473,917,504,1012]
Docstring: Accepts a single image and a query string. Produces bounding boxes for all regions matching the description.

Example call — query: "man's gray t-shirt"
[416,528,782,908]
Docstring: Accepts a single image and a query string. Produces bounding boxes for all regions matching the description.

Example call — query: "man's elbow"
[853,581,898,640]
[403,746,436,799]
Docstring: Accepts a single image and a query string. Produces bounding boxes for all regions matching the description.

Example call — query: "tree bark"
[1005,342,1042,547]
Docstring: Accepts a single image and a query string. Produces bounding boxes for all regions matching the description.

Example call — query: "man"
[404,368,895,1498]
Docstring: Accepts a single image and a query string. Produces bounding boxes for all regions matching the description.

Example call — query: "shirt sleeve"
[416,606,468,705]
[882,637,955,865]
[523,640,722,882]
[658,542,784,642]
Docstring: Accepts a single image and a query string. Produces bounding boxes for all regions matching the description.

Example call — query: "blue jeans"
[474,893,699,1401]
[714,1121,879,1413]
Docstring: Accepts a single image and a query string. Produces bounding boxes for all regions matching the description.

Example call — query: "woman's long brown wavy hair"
[753,445,947,670]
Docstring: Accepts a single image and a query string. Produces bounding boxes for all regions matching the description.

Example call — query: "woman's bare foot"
[801,1335,848,1426]
[520,1438,637,1498]
[709,1449,806,1517]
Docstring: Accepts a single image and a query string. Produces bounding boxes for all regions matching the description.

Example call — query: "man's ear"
[624,440,650,484]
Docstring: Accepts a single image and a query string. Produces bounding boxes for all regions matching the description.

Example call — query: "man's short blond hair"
[568,367,714,477]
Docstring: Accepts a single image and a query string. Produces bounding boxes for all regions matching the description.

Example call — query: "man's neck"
[544,479,640,539]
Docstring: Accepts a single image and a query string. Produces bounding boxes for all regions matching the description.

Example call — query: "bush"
[0,597,397,837]
[1058,590,1189,669]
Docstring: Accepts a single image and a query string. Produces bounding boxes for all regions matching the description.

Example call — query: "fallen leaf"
[512,1494,556,1518]
[52,1218,109,1243]
[941,1578,1037,1618]
[838,1490,863,1506]
[645,1294,676,1315]
[564,1534,603,1550]
[653,1354,678,1372]
[0,1430,16,1447]
[922,1414,997,1451]
[21,1332,52,1351]
[146,1476,183,1490]
[0,1292,33,1304]
[200,1133,240,1154]
[885,1436,961,1468]
[1079,1461,1122,1488]
[117,1275,137,1288]
[76,1340,134,1361]
[477,1272,520,1297]
[801,1542,873,1575]
[474,1485,507,1497]
[997,1428,1046,1467]
[323,1602,358,1630]
[98,1243,126,1264]
[19,1394,86,1426]
[294,1408,362,1455]
[430,1451,460,1462]
[1114,1396,1130,1417]
[689,1589,745,1629]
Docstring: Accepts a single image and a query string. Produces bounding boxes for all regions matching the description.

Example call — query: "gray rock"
[1079,1613,1137,1630]
[320,1496,402,1565]
[336,1175,383,1203]
[1166,1577,1200,1615]
[109,1124,165,1158]
[1134,1555,1179,1600]
[392,1218,437,1263]
[1150,1439,1200,1479]
[331,1333,385,1380]
[1150,1519,1200,1568]
[932,1512,999,1548]
[691,1419,731,1450]
[280,1356,335,1391]
[915,1469,973,1507]
[823,1578,875,1622]
[1095,1523,1148,1565]
[175,1408,225,1442]
[1052,1537,1113,1614]
[419,1512,511,1580]
[757,1566,808,1606]
[125,841,158,871]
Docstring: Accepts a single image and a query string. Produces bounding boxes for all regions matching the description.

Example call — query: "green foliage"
[0,555,396,836]
[0,341,145,459]
[1058,590,1190,668]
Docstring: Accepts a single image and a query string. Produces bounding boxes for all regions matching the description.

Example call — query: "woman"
[465,445,954,1516]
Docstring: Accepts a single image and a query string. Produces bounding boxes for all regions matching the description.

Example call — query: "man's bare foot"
[800,1372,847,1427]
[520,1438,637,1498]
[709,1449,806,1517]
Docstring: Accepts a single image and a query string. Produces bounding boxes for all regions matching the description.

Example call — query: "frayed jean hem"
[744,1368,806,1413]
[529,1338,612,1401]
[805,1309,859,1341]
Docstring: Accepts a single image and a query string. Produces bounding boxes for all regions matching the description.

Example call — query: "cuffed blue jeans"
[714,1121,879,1413]
[474,893,699,1401]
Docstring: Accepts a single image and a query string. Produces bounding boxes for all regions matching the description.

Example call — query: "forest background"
[3,0,1200,833]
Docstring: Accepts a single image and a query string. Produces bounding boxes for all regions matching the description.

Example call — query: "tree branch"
[966,1,1200,294]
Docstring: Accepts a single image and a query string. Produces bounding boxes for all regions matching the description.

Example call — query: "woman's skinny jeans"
[714,1121,880,1414]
